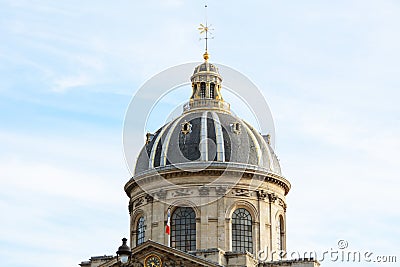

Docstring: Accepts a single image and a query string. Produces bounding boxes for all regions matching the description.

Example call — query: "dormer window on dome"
[231,122,241,134]
[181,121,192,135]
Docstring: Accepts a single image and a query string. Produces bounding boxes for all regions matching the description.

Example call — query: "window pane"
[277,216,285,251]
[232,208,253,253]
[136,216,145,246]
[171,207,196,252]
[200,83,206,98]
[210,83,215,98]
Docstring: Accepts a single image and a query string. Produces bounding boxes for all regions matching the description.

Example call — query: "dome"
[192,61,221,77]
[133,57,281,177]
[134,110,281,176]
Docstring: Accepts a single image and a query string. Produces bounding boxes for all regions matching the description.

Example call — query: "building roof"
[134,110,281,177]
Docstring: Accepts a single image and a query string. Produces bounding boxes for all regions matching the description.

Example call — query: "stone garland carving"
[198,186,210,196]
[129,197,145,214]
[154,189,167,200]
[234,188,251,197]
[172,188,192,197]
[215,186,227,196]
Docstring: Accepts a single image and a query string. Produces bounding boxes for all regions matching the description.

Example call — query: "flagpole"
[166,208,171,247]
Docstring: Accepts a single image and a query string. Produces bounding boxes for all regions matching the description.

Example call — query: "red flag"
[166,209,171,235]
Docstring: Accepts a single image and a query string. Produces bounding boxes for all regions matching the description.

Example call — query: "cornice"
[125,164,291,197]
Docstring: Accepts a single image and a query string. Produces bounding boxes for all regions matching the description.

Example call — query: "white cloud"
[52,74,91,92]
[1,1,400,266]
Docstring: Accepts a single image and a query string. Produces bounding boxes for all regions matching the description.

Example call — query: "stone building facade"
[80,52,320,267]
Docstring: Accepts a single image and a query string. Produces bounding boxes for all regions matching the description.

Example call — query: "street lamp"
[116,238,132,264]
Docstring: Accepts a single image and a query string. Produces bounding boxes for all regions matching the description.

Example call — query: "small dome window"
[191,84,198,99]
[181,121,192,135]
[200,82,206,98]
[231,122,241,134]
[145,132,154,144]
[210,83,215,98]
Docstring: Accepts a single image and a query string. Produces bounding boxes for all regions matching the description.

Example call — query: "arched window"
[171,207,196,252]
[136,216,145,246]
[210,83,215,98]
[200,82,206,98]
[276,215,284,251]
[232,208,253,253]
[191,84,197,98]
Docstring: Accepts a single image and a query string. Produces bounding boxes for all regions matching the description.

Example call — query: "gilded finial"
[198,4,213,61]
[203,51,209,61]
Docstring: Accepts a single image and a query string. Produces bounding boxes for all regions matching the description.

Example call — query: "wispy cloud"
[52,74,91,92]
[1,1,400,267]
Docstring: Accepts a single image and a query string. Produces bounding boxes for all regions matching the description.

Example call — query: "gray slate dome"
[192,61,221,77]
[134,110,281,176]
[133,58,281,177]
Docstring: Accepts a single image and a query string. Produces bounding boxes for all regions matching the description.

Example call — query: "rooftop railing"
[183,99,230,113]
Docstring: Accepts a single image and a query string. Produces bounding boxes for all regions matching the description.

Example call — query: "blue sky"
[0,0,399,266]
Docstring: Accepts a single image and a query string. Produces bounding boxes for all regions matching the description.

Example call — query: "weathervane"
[198,4,214,60]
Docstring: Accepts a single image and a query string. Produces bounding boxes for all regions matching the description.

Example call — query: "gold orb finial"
[203,51,209,61]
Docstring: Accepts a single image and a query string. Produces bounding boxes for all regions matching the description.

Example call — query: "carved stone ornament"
[256,190,268,200]
[198,186,210,196]
[278,198,287,211]
[172,188,192,197]
[134,197,144,207]
[215,186,227,196]
[268,193,277,203]
[234,188,251,197]
[145,194,154,203]
[154,189,167,200]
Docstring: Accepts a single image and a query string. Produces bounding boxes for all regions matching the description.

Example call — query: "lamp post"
[116,238,132,264]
